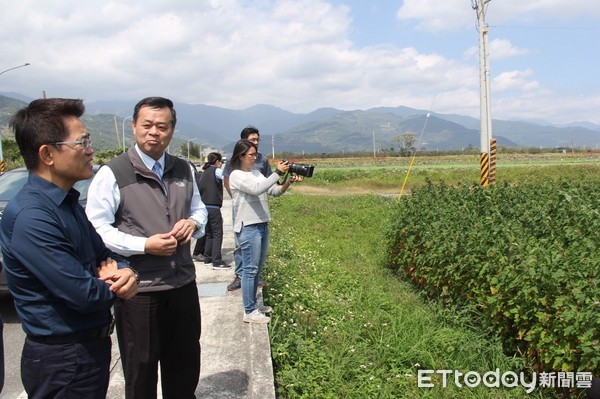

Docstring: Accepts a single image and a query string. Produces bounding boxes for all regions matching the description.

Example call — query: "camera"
[282,160,315,178]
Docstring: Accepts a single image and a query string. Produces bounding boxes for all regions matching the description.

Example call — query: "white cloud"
[464,39,531,61]
[493,91,600,125]
[396,0,472,32]
[493,69,540,92]
[488,39,530,60]
[487,0,600,23]
[0,0,599,125]
[396,0,600,33]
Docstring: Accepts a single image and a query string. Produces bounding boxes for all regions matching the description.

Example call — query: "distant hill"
[431,113,600,149]
[257,111,518,153]
[0,96,188,152]
[0,96,28,127]
[2,94,599,153]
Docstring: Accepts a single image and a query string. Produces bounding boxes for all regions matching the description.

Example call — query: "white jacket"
[229,170,284,233]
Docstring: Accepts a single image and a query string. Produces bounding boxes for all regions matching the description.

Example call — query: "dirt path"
[291,185,403,196]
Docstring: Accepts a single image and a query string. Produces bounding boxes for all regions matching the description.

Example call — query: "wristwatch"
[127,267,140,285]
[190,218,200,232]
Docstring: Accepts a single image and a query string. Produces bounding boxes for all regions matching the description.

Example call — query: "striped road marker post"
[489,138,497,186]
[480,152,489,187]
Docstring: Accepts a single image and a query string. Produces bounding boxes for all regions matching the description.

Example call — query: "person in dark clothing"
[0,98,138,398]
[198,152,228,269]
[190,161,207,262]
[192,234,207,261]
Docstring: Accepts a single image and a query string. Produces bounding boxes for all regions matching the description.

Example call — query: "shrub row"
[267,195,546,398]
[386,180,599,375]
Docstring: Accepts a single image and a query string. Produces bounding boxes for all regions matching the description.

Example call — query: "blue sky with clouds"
[1,0,599,124]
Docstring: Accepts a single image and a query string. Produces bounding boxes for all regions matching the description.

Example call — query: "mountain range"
[2,93,599,154]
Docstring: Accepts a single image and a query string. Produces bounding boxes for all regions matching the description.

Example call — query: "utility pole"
[472,0,494,187]
[271,135,275,160]
[122,116,132,153]
[372,131,376,158]
[113,116,121,149]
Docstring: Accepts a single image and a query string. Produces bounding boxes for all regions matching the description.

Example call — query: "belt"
[27,319,115,345]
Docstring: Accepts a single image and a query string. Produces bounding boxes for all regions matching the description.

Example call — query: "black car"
[0,166,100,294]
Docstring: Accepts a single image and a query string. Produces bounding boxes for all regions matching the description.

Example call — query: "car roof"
[0,165,101,205]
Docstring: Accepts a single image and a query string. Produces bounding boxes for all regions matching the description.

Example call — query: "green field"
[290,153,600,194]
[265,153,598,398]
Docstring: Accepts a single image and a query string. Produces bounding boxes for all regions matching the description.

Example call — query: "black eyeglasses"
[48,136,92,149]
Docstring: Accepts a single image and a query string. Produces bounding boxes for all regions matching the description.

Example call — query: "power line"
[489,24,600,31]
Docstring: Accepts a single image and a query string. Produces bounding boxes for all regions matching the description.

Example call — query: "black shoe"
[203,257,212,264]
[211,260,231,270]
[192,254,206,262]
[227,276,241,291]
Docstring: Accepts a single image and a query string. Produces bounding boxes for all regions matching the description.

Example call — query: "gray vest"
[107,148,195,292]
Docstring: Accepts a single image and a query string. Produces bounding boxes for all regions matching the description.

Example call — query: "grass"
[290,153,600,194]
[265,194,558,398]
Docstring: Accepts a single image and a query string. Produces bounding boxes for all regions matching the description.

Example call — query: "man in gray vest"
[86,97,207,399]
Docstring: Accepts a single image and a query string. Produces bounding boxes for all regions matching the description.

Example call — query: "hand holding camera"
[276,160,290,176]
[280,159,314,178]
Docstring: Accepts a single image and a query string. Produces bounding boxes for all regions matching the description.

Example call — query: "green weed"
[266,194,557,398]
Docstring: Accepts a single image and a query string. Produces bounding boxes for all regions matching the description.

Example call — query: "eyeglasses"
[248,138,260,143]
[48,136,93,149]
[245,152,258,158]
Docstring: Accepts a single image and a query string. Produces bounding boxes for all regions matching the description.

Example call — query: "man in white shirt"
[86,97,207,399]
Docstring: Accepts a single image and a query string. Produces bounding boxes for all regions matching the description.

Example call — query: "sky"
[1,0,599,125]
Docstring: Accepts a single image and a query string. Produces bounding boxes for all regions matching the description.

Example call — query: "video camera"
[282,159,315,178]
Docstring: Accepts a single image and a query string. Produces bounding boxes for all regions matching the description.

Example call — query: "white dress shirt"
[85,145,207,256]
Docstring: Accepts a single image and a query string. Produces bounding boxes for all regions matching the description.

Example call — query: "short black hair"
[133,97,177,128]
[10,98,85,170]
[240,125,259,139]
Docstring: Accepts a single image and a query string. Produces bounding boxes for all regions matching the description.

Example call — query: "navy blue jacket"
[0,173,127,336]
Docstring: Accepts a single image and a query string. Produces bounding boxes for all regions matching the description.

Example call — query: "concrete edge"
[247,311,276,399]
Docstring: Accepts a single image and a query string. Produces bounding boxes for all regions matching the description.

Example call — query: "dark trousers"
[21,337,110,399]
[193,235,205,256]
[114,281,201,399]
[204,207,224,262]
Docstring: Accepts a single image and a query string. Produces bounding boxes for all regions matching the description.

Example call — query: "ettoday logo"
[418,369,593,393]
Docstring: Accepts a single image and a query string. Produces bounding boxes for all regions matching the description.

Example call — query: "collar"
[134,144,165,171]
[28,172,80,208]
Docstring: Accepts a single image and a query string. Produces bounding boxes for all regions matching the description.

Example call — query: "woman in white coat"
[229,139,299,324]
